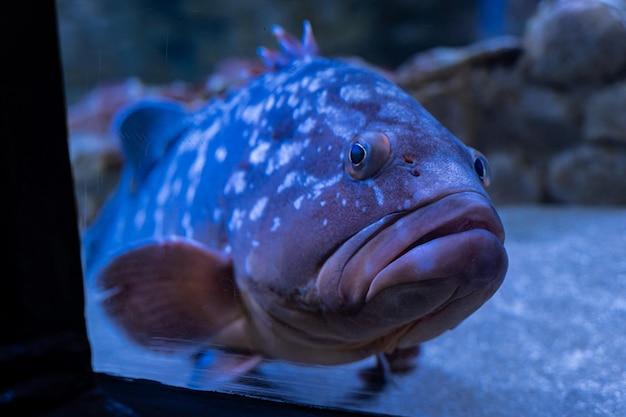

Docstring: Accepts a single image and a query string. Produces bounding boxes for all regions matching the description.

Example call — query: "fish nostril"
[402,154,415,164]
[402,154,420,176]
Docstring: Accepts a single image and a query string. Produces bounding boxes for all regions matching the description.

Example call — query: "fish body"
[85,23,508,365]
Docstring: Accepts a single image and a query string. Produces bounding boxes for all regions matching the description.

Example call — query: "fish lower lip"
[365,228,507,302]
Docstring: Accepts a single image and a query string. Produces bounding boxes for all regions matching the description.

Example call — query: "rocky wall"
[396,0,626,204]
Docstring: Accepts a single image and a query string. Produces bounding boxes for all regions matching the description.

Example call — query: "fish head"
[228,59,507,363]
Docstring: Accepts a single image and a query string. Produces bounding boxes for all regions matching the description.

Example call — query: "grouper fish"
[84,22,508,368]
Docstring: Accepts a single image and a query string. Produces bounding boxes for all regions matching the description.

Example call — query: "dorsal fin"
[113,100,190,180]
[257,20,319,70]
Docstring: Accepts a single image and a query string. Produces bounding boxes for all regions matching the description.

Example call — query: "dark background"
[57,0,540,103]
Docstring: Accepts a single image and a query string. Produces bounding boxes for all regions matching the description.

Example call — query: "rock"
[548,144,626,204]
[486,152,543,204]
[583,81,626,143]
[523,0,626,86]
[68,79,208,135]
[68,79,145,135]
[399,39,584,155]
[396,36,522,89]
[469,68,584,154]
[396,37,523,148]
[205,58,266,96]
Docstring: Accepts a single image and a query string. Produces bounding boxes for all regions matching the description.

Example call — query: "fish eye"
[349,143,367,166]
[474,155,491,187]
[346,132,391,180]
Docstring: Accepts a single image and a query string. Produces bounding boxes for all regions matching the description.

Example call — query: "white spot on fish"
[379,101,416,123]
[172,179,182,196]
[186,120,218,204]
[213,208,223,222]
[308,77,322,92]
[189,148,206,177]
[318,68,336,79]
[242,102,264,124]
[293,100,311,118]
[320,105,366,139]
[154,209,164,237]
[157,184,171,206]
[303,175,318,187]
[278,171,297,193]
[317,90,327,107]
[320,200,326,207]
[285,83,299,94]
[265,95,275,110]
[215,146,227,162]
[270,217,281,232]
[249,197,268,221]
[298,117,315,134]
[250,141,271,164]
[248,129,259,147]
[203,119,221,141]
[179,130,203,152]
[265,159,276,175]
[287,94,299,107]
[157,161,179,205]
[375,82,405,98]
[252,240,260,247]
[368,181,385,206]
[182,213,193,238]
[322,218,328,227]
[267,72,289,89]
[293,195,304,210]
[229,209,246,231]
[340,84,371,102]
[191,112,207,125]
[185,186,197,206]
[134,210,146,229]
[309,174,342,200]
[341,198,347,206]
[225,171,246,194]
[278,140,309,166]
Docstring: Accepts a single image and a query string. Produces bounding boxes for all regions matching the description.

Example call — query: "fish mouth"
[316,191,507,328]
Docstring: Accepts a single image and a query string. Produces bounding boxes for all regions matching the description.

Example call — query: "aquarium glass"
[58,1,626,416]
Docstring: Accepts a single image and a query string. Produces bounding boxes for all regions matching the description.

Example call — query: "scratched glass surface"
[59,1,626,416]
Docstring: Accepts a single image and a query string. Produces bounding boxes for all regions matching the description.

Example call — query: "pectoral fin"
[97,239,247,349]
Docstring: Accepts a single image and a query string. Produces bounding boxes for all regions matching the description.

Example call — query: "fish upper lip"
[316,190,505,311]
